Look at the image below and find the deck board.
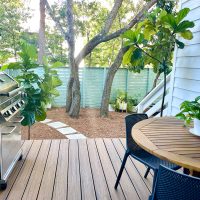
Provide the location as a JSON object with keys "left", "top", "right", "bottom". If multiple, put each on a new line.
{"left": 0, "top": 139, "right": 153, "bottom": 200}
{"left": 22, "top": 140, "right": 51, "bottom": 200}
{"left": 52, "top": 140, "right": 69, "bottom": 200}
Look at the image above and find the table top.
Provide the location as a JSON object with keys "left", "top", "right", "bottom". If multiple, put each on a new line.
{"left": 132, "top": 117, "right": 200, "bottom": 172}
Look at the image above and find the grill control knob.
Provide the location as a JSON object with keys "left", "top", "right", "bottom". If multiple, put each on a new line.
{"left": 11, "top": 107, "right": 16, "bottom": 112}
{"left": 3, "top": 110, "right": 12, "bottom": 117}
{"left": 3, "top": 111, "right": 10, "bottom": 117}
{"left": 16, "top": 102, "right": 21, "bottom": 108}
{"left": 20, "top": 100, "right": 25, "bottom": 105}
{"left": 8, "top": 110, "right": 12, "bottom": 115}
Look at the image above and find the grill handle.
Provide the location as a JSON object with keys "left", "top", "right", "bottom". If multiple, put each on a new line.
{"left": 1, "top": 125, "right": 17, "bottom": 135}
{"left": 0, "top": 86, "right": 23, "bottom": 97}
{"left": 10, "top": 116, "right": 24, "bottom": 123}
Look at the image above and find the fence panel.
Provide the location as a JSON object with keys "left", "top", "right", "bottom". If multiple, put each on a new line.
{"left": 6, "top": 67, "right": 158, "bottom": 108}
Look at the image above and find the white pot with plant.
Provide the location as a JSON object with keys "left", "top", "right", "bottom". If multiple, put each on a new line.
{"left": 176, "top": 96, "right": 200, "bottom": 136}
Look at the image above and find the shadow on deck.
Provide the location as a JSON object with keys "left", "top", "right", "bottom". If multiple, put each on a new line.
{"left": 0, "top": 138, "right": 153, "bottom": 200}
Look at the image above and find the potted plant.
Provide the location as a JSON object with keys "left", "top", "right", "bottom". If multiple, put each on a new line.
{"left": 109, "top": 90, "right": 138, "bottom": 113}
{"left": 176, "top": 96, "right": 200, "bottom": 136}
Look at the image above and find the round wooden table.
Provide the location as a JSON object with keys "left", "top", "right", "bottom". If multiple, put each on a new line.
{"left": 132, "top": 117, "right": 200, "bottom": 173}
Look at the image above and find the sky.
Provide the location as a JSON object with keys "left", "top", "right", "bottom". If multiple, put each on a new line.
{"left": 24, "top": 0, "right": 111, "bottom": 32}
{"left": 24, "top": 0, "right": 54, "bottom": 32}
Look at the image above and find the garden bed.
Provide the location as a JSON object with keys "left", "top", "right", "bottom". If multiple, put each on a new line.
{"left": 22, "top": 108, "right": 127, "bottom": 139}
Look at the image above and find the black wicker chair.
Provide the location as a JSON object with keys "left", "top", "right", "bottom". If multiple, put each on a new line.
{"left": 114, "top": 113, "right": 181, "bottom": 190}
{"left": 149, "top": 165, "right": 200, "bottom": 200}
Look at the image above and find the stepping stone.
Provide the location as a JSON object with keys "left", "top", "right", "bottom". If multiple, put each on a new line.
{"left": 66, "top": 134, "right": 86, "bottom": 139}
{"left": 40, "top": 119, "right": 52, "bottom": 124}
{"left": 48, "top": 122, "right": 68, "bottom": 129}
{"left": 57, "top": 127, "right": 77, "bottom": 135}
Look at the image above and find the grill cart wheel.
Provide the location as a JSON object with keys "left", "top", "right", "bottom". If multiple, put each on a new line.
{"left": 0, "top": 180, "right": 7, "bottom": 190}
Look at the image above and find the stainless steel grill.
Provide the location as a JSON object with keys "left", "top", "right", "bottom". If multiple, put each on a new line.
{"left": 0, "top": 72, "right": 24, "bottom": 190}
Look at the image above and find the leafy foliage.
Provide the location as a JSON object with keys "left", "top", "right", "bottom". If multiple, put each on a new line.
{"left": 176, "top": 96, "right": 200, "bottom": 125}
{"left": 49, "top": 0, "right": 144, "bottom": 67}
{"left": 110, "top": 90, "right": 138, "bottom": 113}
{"left": 122, "top": 6, "right": 194, "bottom": 75}
{"left": 0, "top": 0, "right": 30, "bottom": 64}
{"left": 2, "top": 42, "right": 62, "bottom": 127}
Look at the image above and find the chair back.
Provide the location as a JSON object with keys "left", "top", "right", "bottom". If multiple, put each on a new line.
{"left": 125, "top": 113, "right": 148, "bottom": 151}
{"left": 152, "top": 165, "right": 200, "bottom": 200}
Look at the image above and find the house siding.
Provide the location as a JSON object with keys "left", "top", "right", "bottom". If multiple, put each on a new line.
{"left": 168, "top": 0, "right": 200, "bottom": 116}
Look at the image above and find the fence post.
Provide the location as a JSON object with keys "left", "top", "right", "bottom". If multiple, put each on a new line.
{"left": 82, "top": 67, "right": 86, "bottom": 108}
{"left": 103, "top": 67, "right": 107, "bottom": 87}
{"left": 146, "top": 68, "right": 150, "bottom": 94}
{"left": 125, "top": 69, "right": 129, "bottom": 95}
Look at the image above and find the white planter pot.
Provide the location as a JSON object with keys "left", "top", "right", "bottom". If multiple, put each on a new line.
{"left": 194, "top": 118, "right": 200, "bottom": 136}
{"left": 119, "top": 102, "right": 127, "bottom": 111}
{"left": 46, "top": 103, "right": 52, "bottom": 109}
{"left": 108, "top": 104, "right": 114, "bottom": 112}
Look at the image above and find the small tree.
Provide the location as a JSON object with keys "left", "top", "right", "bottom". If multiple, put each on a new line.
{"left": 122, "top": 7, "right": 194, "bottom": 116}
{"left": 2, "top": 42, "right": 62, "bottom": 139}
{"left": 46, "top": 0, "right": 157, "bottom": 118}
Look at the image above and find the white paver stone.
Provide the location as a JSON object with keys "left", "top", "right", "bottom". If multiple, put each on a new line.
{"left": 66, "top": 134, "right": 86, "bottom": 139}
{"left": 57, "top": 127, "right": 77, "bottom": 135}
{"left": 40, "top": 119, "right": 52, "bottom": 124}
{"left": 48, "top": 122, "right": 68, "bottom": 129}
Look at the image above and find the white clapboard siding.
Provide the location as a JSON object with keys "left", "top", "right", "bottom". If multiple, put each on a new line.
{"left": 168, "top": 0, "right": 200, "bottom": 116}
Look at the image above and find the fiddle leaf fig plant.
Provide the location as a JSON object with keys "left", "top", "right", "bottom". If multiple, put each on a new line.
{"left": 176, "top": 96, "right": 200, "bottom": 125}
{"left": 1, "top": 41, "right": 62, "bottom": 139}
{"left": 122, "top": 5, "right": 194, "bottom": 116}
{"left": 40, "top": 59, "right": 62, "bottom": 106}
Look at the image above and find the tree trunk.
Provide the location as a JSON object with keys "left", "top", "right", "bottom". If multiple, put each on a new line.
{"left": 38, "top": 0, "right": 46, "bottom": 64}
{"left": 65, "top": 0, "right": 81, "bottom": 118}
{"left": 28, "top": 126, "right": 31, "bottom": 140}
{"left": 100, "top": 47, "right": 128, "bottom": 117}
{"left": 152, "top": 71, "right": 161, "bottom": 90}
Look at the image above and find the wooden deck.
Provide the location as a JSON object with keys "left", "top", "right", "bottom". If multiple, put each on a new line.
{"left": 0, "top": 139, "right": 153, "bottom": 200}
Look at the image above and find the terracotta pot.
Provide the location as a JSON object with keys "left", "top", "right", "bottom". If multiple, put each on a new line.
{"left": 194, "top": 118, "right": 200, "bottom": 135}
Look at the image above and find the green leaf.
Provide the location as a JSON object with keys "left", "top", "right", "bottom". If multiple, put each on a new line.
{"left": 2, "top": 62, "right": 22, "bottom": 70}
{"left": 195, "top": 96, "right": 200, "bottom": 102}
{"left": 52, "top": 76, "right": 62, "bottom": 87}
{"left": 21, "top": 111, "right": 35, "bottom": 126}
{"left": 176, "top": 8, "right": 190, "bottom": 24}
{"left": 131, "top": 48, "right": 142, "bottom": 60}
{"left": 143, "top": 25, "right": 156, "bottom": 40}
{"left": 175, "top": 21, "right": 195, "bottom": 33}
{"left": 180, "top": 30, "right": 193, "bottom": 40}
{"left": 122, "top": 46, "right": 135, "bottom": 65}
{"left": 121, "top": 30, "right": 136, "bottom": 41}
{"left": 123, "top": 41, "right": 135, "bottom": 47}
{"left": 175, "top": 39, "right": 185, "bottom": 49}
{"left": 176, "top": 112, "right": 186, "bottom": 120}
{"left": 161, "top": 14, "right": 177, "bottom": 29}
{"left": 49, "top": 88, "right": 60, "bottom": 96}
{"left": 51, "top": 61, "right": 64, "bottom": 68}
{"left": 35, "top": 107, "right": 46, "bottom": 121}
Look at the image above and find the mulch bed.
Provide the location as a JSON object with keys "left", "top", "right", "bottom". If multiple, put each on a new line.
{"left": 22, "top": 108, "right": 127, "bottom": 139}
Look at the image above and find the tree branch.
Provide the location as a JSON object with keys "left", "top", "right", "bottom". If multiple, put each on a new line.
{"left": 100, "top": 0, "right": 123, "bottom": 35}
{"left": 66, "top": 0, "right": 76, "bottom": 70}
{"left": 75, "top": 0, "right": 157, "bottom": 65}
{"left": 101, "top": 0, "right": 157, "bottom": 42}
{"left": 46, "top": 0, "right": 69, "bottom": 42}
